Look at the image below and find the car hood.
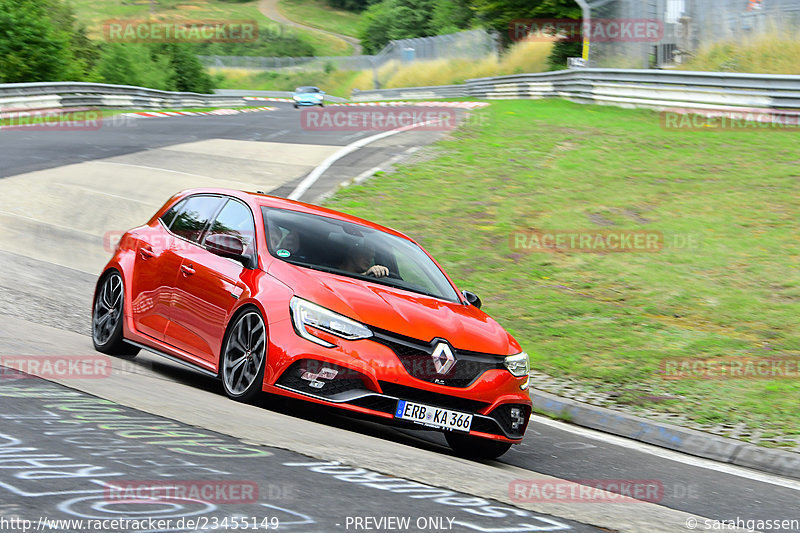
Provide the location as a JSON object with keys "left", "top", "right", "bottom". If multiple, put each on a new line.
{"left": 268, "top": 260, "right": 519, "bottom": 355}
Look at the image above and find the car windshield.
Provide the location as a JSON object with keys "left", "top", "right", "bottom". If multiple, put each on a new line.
{"left": 296, "top": 87, "right": 319, "bottom": 93}
{"left": 262, "top": 207, "right": 460, "bottom": 302}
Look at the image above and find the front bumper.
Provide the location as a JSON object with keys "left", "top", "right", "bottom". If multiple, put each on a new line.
{"left": 264, "top": 320, "right": 532, "bottom": 442}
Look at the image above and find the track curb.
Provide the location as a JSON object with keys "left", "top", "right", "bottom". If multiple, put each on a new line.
{"left": 529, "top": 388, "right": 800, "bottom": 480}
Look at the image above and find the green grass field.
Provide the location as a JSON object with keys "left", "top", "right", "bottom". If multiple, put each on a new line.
{"left": 278, "top": 0, "right": 362, "bottom": 38}
{"left": 325, "top": 99, "right": 800, "bottom": 442}
{"left": 69, "top": 0, "right": 352, "bottom": 56}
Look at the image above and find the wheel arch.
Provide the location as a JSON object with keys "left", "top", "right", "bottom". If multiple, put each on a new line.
{"left": 218, "top": 301, "right": 268, "bottom": 377}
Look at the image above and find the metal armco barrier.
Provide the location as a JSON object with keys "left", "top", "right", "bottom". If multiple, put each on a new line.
{"left": 350, "top": 68, "right": 800, "bottom": 113}
{"left": 0, "top": 81, "right": 248, "bottom": 112}
{"left": 351, "top": 84, "right": 468, "bottom": 101}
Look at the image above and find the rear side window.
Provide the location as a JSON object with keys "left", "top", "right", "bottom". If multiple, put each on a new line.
{"left": 159, "top": 199, "right": 186, "bottom": 229}
{"left": 170, "top": 195, "right": 224, "bottom": 243}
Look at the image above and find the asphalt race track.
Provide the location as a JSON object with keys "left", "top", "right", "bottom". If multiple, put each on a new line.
{"left": 1, "top": 103, "right": 798, "bottom": 533}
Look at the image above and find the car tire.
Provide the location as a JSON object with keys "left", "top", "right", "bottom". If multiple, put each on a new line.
{"left": 220, "top": 308, "right": 267, "bottom": 403}
{"left": 91, "top": 271, "right": 140, "bottom": 358}
{"left": 319, "top": 102, "right": 324, "bottom": 107}
{"left": 445, "top": 432, "right": 513, "bottom": 460}
{"left": 293, "top": 103, "right": 298, "bottom": 109}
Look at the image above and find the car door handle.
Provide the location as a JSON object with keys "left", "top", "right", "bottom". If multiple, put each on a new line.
{"left": 181, "top": 264, "right": 195, "bottom": 276}
{"left": 139, "top": 247, "right": 156, "bottom": 259}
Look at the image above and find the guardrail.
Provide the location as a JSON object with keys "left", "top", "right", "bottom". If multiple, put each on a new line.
{"left": 350, "top": 69, "right": 800, "bottom": 114}
{"left": 351, "top": 84, "right": 468, "bottom": 101}
{"left": 216, "top": 89, "right": 349, "bottom": 104}
{"left": 0, "top": 82, "right": 249, "bottom": 112}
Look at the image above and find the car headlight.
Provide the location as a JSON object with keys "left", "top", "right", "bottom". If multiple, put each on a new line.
{"left": 292, "top": 95, "right": 300, "bottom": 100}
{"left": 504, "top": 352, "right": 530, "bottom": 377}
{"left": 290, "top": 297, "right": 372, "bottom": 348}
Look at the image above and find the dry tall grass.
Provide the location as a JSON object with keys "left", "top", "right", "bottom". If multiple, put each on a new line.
{"left": 379, "top": 39, "right": 554, "bottom": 89}
{"left": 682, "top": 29, "right": 800, "bottom": 74}
{"left": 213, "top": 39, "right": 554, "bottom": 95}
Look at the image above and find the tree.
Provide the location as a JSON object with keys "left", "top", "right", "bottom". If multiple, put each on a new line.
{"left": 0, "top": 0, "right": 92, "bottom": 82}
{"left": 94, "top": 44, "right": 176, "bottom": 90}
{"left": 359, "top": 0, "right": 474, "bottom": 54}
{"left": 326, "top": 0, "right": 374, "bottom": 11}
{"left": 163, "top": 43, "right": 215, "bottom": 94}
{"left": 469, "top": 0, "right": 580, "bottom": 47}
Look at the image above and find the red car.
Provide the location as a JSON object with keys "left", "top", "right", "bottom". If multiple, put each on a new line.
{"left": 92, "top": 188, "right": 531, "bottom": 458}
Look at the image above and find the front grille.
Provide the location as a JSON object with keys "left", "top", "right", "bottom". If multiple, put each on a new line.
{"left": 370, "top": 329, "right": 504, "bottom": 388}
{"left": 277, "top": 360, "right": 367, "bottom": 398}
{"left": 378, "top": 382, "right": 489, "bottom": 413}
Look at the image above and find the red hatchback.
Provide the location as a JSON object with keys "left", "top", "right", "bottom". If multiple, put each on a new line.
{"left": 92, "top": 189, "right": 531, "bottom": 458}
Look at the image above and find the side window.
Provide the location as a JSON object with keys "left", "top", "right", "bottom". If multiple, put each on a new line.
{"left": 170, "top": 195, "right": 224, "bottom": 243}
{"left": 206, "top": 199, "right": 256, "bottom": 257}
{"left": 159, "top": 199, "right": 186, "bottom": 230}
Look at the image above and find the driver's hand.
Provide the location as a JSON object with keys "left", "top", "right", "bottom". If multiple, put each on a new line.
{"left": 363, "top": 265, "right": 389, "bottom": 278}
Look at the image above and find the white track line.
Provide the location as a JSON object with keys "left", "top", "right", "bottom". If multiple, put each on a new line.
{"left": 287, "top": 119, "right": 438, "bottom": 201}
{"left": 531, "top": 415, "right": 800, "bottom": 491}
{"left": 93, "top": 161, "right": 219, "bottom": 181}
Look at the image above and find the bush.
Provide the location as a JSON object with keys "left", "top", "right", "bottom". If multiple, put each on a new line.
{"left": 546, "top": 39, "right": 582, "bottom": 71}
{"left": 94, "top": 43, "right": 215, "bottom": 93}
{"left": 359, "top": 0, "right": 473, "bottom": 54}
{"left": 0, "top": 0, "right": 97, "bottom": 82}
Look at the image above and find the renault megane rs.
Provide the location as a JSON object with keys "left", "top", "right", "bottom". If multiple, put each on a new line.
{"left": 92, "top": 188, "right": 531, "bottom": 458}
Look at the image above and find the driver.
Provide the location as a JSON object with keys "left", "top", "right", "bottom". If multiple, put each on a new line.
{"left": 268, "top": 223, "right": 301, "bottom": 255}
{"left": 339, "top": 242, "right": 389, "bottom": 278}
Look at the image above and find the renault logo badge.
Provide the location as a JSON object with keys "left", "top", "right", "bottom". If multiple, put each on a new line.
{"left": 431, "top": 342, "right": 455, "bottom": 374}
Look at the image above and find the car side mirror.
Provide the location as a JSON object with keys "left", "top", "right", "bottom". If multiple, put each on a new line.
{"left": 462, "top": 290, "right": 482, "bottom": 309}
{"left": 206, "top": 234, "right": 251, "bottom": 267}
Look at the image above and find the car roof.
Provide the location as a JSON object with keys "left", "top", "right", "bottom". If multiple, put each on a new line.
{"left": 170, "top": 188, "right": 414, "bottom": 242}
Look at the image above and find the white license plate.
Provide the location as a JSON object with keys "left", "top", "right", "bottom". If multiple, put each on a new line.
{"left": 394, "top": 400, "right": 473, "bottom": 432}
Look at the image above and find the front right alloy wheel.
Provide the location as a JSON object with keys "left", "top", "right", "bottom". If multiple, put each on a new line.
{"left": 221, "top": 309, "right": 267, "bottom": 402}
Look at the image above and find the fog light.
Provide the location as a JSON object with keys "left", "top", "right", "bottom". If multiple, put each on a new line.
{"left": 509, "top": 406, "right": 526, "bottom": 431}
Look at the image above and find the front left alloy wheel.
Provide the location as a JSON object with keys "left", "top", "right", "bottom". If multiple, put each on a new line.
{"left": 221, "top": 309, "right": 267, "bottom": 402}
{"left": 92, "top": 271, "right": 139, "bottom": 357}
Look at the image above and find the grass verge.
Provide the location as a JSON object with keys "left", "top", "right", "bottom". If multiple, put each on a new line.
{"left": 69, "top": 0, "right": 352, "bottom": 56}
{"left": 682, "top": 29, "right": 800, "bottom": 74}
{"left": 324, "top": 99, "right": 800, "bottom": 442}
{"left": 278, "top": 0, "right": 362, "bottom": 38}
